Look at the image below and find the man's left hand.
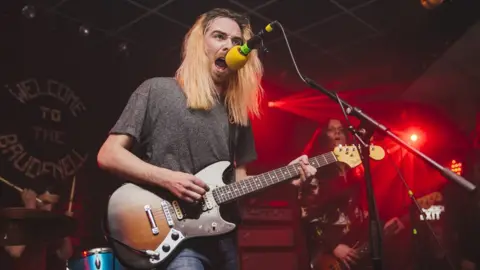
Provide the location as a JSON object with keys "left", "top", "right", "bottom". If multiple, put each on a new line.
{"left": 290, "top": 155, "right": 317, "bottom": 186}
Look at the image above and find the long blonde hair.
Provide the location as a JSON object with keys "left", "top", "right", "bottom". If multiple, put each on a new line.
{"left": 175, "top": 8, "right": 264, "bottom": 126}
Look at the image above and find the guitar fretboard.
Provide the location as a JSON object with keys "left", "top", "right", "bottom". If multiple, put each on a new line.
{"left": 212, "top": 151, "right": 338, "bottom": 204}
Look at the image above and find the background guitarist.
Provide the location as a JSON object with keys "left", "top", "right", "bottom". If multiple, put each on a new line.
{"left": 293, "top": 119, "right": 405, "bottom": 270}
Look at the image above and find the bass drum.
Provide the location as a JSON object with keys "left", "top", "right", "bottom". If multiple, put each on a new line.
{"left": 67, "top": 247, "right": 125, "bottom": 270}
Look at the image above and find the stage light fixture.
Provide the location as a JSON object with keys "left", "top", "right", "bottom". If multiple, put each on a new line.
{"left": 450, "top": 159, "right": 463, "bottom": 175}
{"left": 79, "top": 25, "right": 90, "bottom": 37}
{"left": 21, "top": 5, "right": 36, "bottom": 19}
{"left": 118, "top": 42, "right": 128, "bottom": 52}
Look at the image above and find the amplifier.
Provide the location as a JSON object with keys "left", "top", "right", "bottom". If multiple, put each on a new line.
{"left": 241, "top": 207, "right": 294, "bottom": 222}
{"left": 238, "top": 226, "right": 294, "bottom": 247}
{"left": 241, "top": 251, "right": 298, "bottom": 270}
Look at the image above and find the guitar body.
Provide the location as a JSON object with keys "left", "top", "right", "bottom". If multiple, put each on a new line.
{"left": 314, "top": 253, "right": 345, "bottom": 270}
{"left": 106, "top": 161, "right": 236, "bottom": 270}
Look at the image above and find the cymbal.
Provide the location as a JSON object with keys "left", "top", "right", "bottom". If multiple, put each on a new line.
{"left": 0, "top": 207, "right": 77, "bottom": 246}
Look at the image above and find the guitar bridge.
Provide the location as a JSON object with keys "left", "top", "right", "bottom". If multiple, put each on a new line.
{"left": 144, "top": 205, "right": 159, "bottom": 235}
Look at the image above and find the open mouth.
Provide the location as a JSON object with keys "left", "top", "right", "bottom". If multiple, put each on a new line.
{"left": 215, "top": 57, "right": 227, "bottom": 70}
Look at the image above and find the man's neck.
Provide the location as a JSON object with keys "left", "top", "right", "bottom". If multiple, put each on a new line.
{"left": 215, "top": 83, "right": 226, "bottom": 95}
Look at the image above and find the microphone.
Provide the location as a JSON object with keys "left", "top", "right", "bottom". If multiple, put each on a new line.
{"left": 225, "top": 21, "right": 277, "bottom": 70}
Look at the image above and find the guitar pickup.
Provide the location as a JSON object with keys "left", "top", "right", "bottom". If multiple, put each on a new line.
{"left": 161, "top": 201, "right": 174, "bottom": 227}
{"left": 172, "top": 200, "right": 184, "bottom": 220}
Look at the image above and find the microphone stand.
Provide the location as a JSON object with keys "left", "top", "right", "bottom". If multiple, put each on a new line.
{"left": 300, "top": 76, "right": 477, "bottom": 270}
{"left": 268, "top": 20, "right": 476, "bottom": 270}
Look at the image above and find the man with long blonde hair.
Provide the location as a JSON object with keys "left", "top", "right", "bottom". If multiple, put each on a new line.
{"left": 98, "top": 8, "right": 316, "bottom": 270}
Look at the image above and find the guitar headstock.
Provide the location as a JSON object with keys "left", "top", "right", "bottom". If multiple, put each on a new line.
{"left": 333, "top": 144, "right": 386, "bottom": 168}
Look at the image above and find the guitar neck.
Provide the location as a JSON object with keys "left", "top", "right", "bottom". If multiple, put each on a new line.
{"left": 212, "top": 152, "right": 338, "bottom": 204}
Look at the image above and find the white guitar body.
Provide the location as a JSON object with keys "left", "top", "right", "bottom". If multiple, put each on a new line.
{"left": 106, "top": 161, "right": 236, "bottom": 269}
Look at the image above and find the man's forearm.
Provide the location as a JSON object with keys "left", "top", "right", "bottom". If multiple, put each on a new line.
{"left": 98, "top": 144, "right": 173, "bottom": 186}
{"left": 235, "top": 166, "right": 251, "bottom": 182}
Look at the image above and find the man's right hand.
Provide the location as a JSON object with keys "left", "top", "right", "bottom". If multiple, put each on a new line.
{"left": 160, "top": 171, "right": 209, "bottom": 203}
{"left": 21, "top": 189, "right": 37, "bottom": 209}
{"left": 333, "top": 244, "right": 359, "bottom": 269}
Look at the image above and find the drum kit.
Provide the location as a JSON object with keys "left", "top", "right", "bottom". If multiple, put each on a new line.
{"left": 0, "top": 176, "right": 125, "bottom": 270}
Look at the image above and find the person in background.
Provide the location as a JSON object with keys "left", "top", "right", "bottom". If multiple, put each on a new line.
{"left": 293, "top": 118, "right": 405, "bottom": 270}
{"left": 2, "top": 175, "right": 73, "bottom": 270}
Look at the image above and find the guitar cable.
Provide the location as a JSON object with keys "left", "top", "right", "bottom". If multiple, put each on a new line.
{"left": 386, "top": 149, "right": 456, "bottom": 270}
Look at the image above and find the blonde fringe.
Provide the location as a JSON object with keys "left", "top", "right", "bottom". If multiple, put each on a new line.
{"left": 175, "top": 14, "right": 264, "bottom": 126}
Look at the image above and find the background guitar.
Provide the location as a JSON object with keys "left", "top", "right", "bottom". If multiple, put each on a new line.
{"left": 314, "top": 192, "right": 438, "bottom": 270}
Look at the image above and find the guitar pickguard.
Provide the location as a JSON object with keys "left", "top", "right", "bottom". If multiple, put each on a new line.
{"left": 149, "top": 228, "right": 185, "bottom": 264}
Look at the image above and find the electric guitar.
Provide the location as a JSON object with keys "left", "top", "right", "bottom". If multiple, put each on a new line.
{"left": 105, "top": 144, "right": 385, "bottom": 269}
{"left": 314, "top": 220, "right": 401, "bottom": 270}
{"left": 314, "top": 192, "right": 438, "bottom": 270}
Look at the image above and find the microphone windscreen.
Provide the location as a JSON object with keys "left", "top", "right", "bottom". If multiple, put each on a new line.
{"left": 225, "top": 45, "right": 248, "bottom": 71}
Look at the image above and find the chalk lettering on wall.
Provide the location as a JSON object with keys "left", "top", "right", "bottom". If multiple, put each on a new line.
{"left": 1, "top": 78, "right": 89, "bottom": 181}
{"left": 6, "top": 78, "right": 87, "bottom": 117}
{"left": 40, "top": 106, "right": 62, "bottom": 122}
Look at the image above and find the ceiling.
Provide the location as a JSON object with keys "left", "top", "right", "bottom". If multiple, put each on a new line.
{"left": 1, "top": 0, "right": 479, "bottom": 95}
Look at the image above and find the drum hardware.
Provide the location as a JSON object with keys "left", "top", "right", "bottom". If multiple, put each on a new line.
{"left": 67, "top": 247, "right": 125, "bottom": 270}
{"left": 0, "top": 207, "right": 76, "bottom": 246}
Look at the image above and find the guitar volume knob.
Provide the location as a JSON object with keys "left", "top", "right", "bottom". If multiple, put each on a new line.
{"left": 171, "top": 231, "right": 179, "bottom": 241}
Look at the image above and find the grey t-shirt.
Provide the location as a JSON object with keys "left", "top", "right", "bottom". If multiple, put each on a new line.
{"left": 110, "top": 77, "right": 257, "bottom": 183}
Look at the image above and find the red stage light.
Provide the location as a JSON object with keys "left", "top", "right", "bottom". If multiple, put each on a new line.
{"left": 410, "top": 134, "right": 418, "bottom": 142}
{"left": 267, "top": 101, "right": 275, "bottom": 108}
{"left": 450, "top": 160, "right": 463, "bottom": 175}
